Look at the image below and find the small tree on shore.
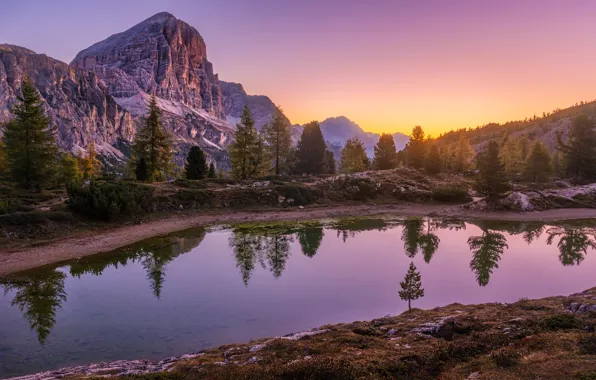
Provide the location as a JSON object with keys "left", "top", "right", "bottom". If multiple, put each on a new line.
{"left": 340, "top": 138, "right": 369, "bottom": 173}
{"left": 131, "top": 95, "right": 174, "bottom": 182}
{"left": 184, "top": 146, "right": 208, "bottom": 180}
{"left": 399, "top": 262, "right": 425, "bottom": 312}
{"left": 425, "top": 144, "right": 442, "bottom": 175}
{"left": 475, "top": 141, "right": 510, "bottom": 202}
{"left": 208, "top": 162, "right": 216, "bottom": 178}
{"left": 81, "top": 141, "right": 102, "bottom": 179}
{"left": 407, "top": 126, "right": 427, "bottom": 170}
{"left": 373, "top": 133, "right": 397, "bottom": 170}
{"left": 262, "top": 108, "right": 292, "bottom": 175}
{"left": 229, "top": 105, "right": 267, "bottom": 179}
{"left": 523, "top": 141, "right": 552, "bottom": 182}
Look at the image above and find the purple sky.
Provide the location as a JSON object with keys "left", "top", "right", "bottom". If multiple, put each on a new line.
{"left": 2, "top": 0, "right": 596, "bottom": 134}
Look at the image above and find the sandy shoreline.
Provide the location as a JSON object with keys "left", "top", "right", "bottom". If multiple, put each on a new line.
{"left": 1, "top": 203, "right": 596, "bottom": 276}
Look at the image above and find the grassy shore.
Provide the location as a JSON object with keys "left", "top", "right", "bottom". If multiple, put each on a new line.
{"left": 54, "top": 288, "right": 596, "bottom": 379}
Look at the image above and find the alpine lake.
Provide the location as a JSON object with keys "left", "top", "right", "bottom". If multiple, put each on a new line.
{"left": 1, "top": 217, "right": 596, "bottom": 377}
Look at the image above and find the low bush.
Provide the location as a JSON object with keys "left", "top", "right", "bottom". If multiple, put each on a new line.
{"left": 489, "top": 347, "right": 521, "bottom": 367}
{"left": 0, "top": 198, "right": 29, "bottom": 215}
{"left": 542, "top": 314, "right": 583, "bottom": 331}
{"left": 66, "top": 181, "right": 154, "bottom": 221}
{"left": 431, "top": 186, "right": 471, "bottom": 203}
{"left": 276, "top": 184, "right": 317, "bottom": 206}
{"left": 579, "top": 334, "right": 596, "bottom": 354}
{"left": 0, "top": 210, "right": 75, "bottom": 226}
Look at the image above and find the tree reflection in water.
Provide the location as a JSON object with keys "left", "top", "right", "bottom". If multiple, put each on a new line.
{"left": 1, "top": 270, "right": 67, "bottom": 344}
{"left": 467, "top": 229, "right": 508, "bottom": 286}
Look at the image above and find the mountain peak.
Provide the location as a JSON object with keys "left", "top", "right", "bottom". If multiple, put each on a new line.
{"left": 144, "top": 11, "right": 177, "bottom": 23}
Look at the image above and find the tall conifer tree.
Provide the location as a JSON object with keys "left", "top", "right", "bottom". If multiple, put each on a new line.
{"left": 229, "top": 105, "right": 266, "bottom": 179}
{"left": 262, "top": 109, "right": 292, "bottom": 175}
{"left": 407, "top": 126, "right": 427, "bottom": 170}
{"left": 373, "top": 133, "right": 397, "bottom": 170}
{"left": 184, "top": 146, "right": 208, "bottom": 180}
{"left": 131, "top": 95, "right": 174, "bottom": 182}
{"left": 2, "top": 77, "right": 58, "bottom": 188}
{"left": 295, "top": 121, "right": 328, "bottom": 174}
{"left": 475, "top": 141, "right": 510, "bottom": 201}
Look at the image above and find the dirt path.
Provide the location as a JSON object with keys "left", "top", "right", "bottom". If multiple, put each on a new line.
{"left": 1, "top": 203, "right": 596, "bottom": 276}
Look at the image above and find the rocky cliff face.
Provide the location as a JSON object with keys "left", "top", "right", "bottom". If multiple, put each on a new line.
{"left": 220, "top": 81, "right": 288, "bottom": 129}
{"left": 71, "top": 12, "right": 234, "bottom": 165}
{"left": 0, "top": 44, "right": 133, "bottom": 161}
{"left": 72, "top": 12, "right": 223, "bottom": 118}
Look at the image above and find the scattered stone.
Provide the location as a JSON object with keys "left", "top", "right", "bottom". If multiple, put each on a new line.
{"left": 386, "top": 328, "right": 397, "bottom": 336}
{"left": 303, "top": 356, "right": 312, "bottom": 360}
{"left": 249, "top": 343, "right": 267, "bottom": 352}
{"left": 467, "top": 372, "right": 481, "bottom": 379}
{"left": 281, "top": 329, "right": 329, "bottom": 341}
{"left": 247, "top": 356, "right": 261, "bottom": 364}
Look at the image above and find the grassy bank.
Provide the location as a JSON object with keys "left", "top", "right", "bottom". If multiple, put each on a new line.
{"left": 55, "top": 288, "right": 596, "bottom": 379}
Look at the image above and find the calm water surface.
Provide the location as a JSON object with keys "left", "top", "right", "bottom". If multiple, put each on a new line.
{"left": 1, "top": 218, "right": 596, "bottom": 377}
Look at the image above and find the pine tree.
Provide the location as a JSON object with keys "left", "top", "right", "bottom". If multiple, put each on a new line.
{"left": 501, "top": 136, "right": 530, "bottom": 178}
{"left": 523, "top": 141, "right": 552, "bottom": 182}
{"left": 2, "top": 77, "right": 58, "bottom": 189}
{"left": 262, "top": 109, "right": 292, "bottom": 175}
{"left": 324, "top": 150, "right": 337, "bottom": 175}
{"left": 475, "top": 141, "right": 510, "bottom": 202}
{"left": 216, "top": 167, "right": 225, "bottom": 179}
{"left": 398, "top": 262, "right": 425, "bottom": 312}
{"left": 184, "top": 146, "right": 208, "bottom": 180}
{"left": 452, "top": 135, "right": 474, "bottom": 173}
{"left": 131, "top": 95, "right": 174, "bottom": 182}
{"left": 208, "top": 162, "right": 216, "bottom": 178}
{"left": 557, "top": 114, "right": 596, "bottom": 180}
{"left": 407, "top": 126, "right": 427, "bottom": 170}
{"left": 58, "top": 153, "right": 82, "bottom": 184}
{"left": 229, "top": 105, "right": 267, "bottom": 179}
{"left": 425, "top": 144, "right": 442, "bottom": 175}
{"left": 552, "top": 150, "right": 566, "bottom": 178}
{"left": 295, "top": 121, "right": 328, "bottom": 174}
{"left": 373, "top": 133, "right": 397, "bottom": 170}
{"left": 81, "top": 141, "right": 102, "bottom": 179}
{"left": 135, "top": 157, "right": 150, "bottom": 182}
{"left": 340, "top": 138, "right": 369, "bottom": 173}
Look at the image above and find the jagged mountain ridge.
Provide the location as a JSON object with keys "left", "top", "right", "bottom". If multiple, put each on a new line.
{"left": 0, "top": 44, "right": 133, "bottom": 162}
{"left": 0, "top": 12, "right": 411, "bottom": 169}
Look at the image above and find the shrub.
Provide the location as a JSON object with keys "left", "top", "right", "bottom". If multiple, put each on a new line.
{"left": 0, "top": 210, "right": 75, "bottom": 226}
{"left": 431, "top": 186, "right": 471, "bottom": 203}
{"left": 542, "top": 314, "right": 583, "bottom": 331}
{"left": 0, "top": 198, "right": 28, "bottom": 215}
{"left": 66, "top": 181, "right": 154, "bottom": 221}
{"left": 580, "top": 334, "right": 596, "bottom": 354}
{"left": 276, "top": 184, "right": 317, "bottom": 206}
{"left": 489, "top": 347, "right": 521, "bottom": 367}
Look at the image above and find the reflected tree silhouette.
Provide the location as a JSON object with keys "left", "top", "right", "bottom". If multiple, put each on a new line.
{"left": 468, "top": 230, "right": 508, "bottom": 286}
{"left": 401, "top": 218, "right": 425, "bottom": 258}
{"left": 546, "top": 227, "right": 596, "bottom": 266}
{"left": 229, "top": 229, "right": 294, "bottom": 284}
{"left": 69, "top": 228, "right": 206, "bottom": 298}
{"left": 297, "top": 226, "right": 324, "bottom": 258}
{"left": 264, "top": 235, "right": 293, "bottom": 278}
{"left": 1, "top": 271, "right": 67, "bottom": 344}
{"left": 522, "top": 225, "right": 545, "bottom": 244}
{"left": 334, "top": 219, "right": 388, "bottom": 242}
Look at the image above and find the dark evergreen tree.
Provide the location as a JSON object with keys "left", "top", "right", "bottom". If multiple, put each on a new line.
{"left": 373, "top": 133, "right": 397, "bottom": 170}
{"left": 135, "top": 157, "right": 150, "bottom": 182}
{"left": 295, "top": 121, "right": 328, "bottom": 174}
{"left": 184, "top": 146, "right": 208, "bottom": 180}
{"left": 229, "top": 105, "right": 267, "bottom": 179}
{"left": 399, "top": 262, "right": 425, "bottom": 312}
{"left": 406, "top": 126, "right": 427, "bottom": 170}
{"left": 131, "top": 95, "right": 174, "bottom": 182}
{"left": 467, "top": 230, "right": 508, "bottom": 286}
{"left": 475, "top": 141, "right": 510, "bottom": 201}
{"left": 2, "top": 77, "right": 58, "bottom": 188}
{"left": 262, "top": 109, "right": 292, "bottom": 175}
{"left": 340, "top": 138, "right": 369, "bottom": 173}
{"left": 425, "top": 144, "right": 442, "bottom": 175}
{"left": 557, "top": 114, "right": 596, "bottom": 180}
{"left": 208, "top": 162, "right": 216, "bottom": 178}
{"left": 523, "top": 141, "right": 552, "bottom": 182}
{"left": 324, "top": 150, "right": 336, "bottom": 174}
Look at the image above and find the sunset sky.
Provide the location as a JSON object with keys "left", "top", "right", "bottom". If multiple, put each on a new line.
{"left": 2, "top": 0, "right": 596, "bottom": 135}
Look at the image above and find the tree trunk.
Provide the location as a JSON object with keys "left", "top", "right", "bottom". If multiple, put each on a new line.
{"left": 408, "top": 299, "right": 411, "bottom": 312}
